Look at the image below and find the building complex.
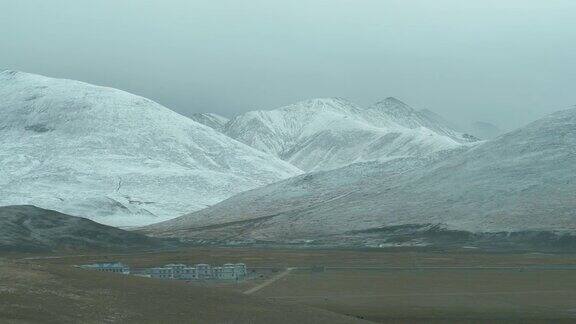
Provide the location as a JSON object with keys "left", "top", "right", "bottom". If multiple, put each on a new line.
{"left": 79, "top": 262, "right": 130, "bottom": 274}
{"left": 147, "top": 263, "right": 248, "bottom": 281}
{"left": 79, "top": 261, "right": 249, "bottom": 282}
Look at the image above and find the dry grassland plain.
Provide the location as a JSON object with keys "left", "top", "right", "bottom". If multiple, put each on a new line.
{"left": 5, "top": 248, "right": 576, "bottom": 323}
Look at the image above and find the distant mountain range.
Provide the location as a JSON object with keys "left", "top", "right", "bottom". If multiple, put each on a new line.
{"left": 0, "top": 71, "right": 476, "bottom": 227}
{"left": 0, "top": 71, "right": 301, "bottom": 227}
{"left": 197, "top": 97, "right": 478, "bottom": 171}
{"left": 146, "top": 107, "right": 576, "bottom": 250}
{"left": 3, "top": 70, "right": 573, "bottom": 251}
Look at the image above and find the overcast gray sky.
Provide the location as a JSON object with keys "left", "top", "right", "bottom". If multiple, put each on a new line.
{"left": 1, "top": 0, "right": 575, "bottom": 130}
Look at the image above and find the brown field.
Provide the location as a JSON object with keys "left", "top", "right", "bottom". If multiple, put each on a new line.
{"left": 0, "top": 257, "right": 361, "bottom": 324}
{"left": 4, "top": 248, "right": 576, "bottom": 323}
{"left": 257, "top": 268, "right": 576, "bottom": 323}
{"left": 28, "top": 247, "right": 576, "bottom": 268}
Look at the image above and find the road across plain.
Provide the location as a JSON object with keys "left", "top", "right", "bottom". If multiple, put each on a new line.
{"left": 243, "top": 267, "right": 296, "bottom": 295}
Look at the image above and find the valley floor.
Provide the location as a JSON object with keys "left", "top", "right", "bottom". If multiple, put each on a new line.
{"left": 0, "top": 256, "right": 359, "bottom": 324}
{"left": 4, "top": 247, "right": 576, "bottom": 323}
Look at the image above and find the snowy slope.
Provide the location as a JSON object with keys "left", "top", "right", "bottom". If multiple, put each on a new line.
{"left": 147, "top": 107, "right": 576, "bottom": 245}
{"left": 190, "top": 113, "right": 229, "bottom": 131}
{"left": 0, "top": 71, "right": 301, "bottom": 227}
{"left": 222, "top": 98, "right": 472, "bottom": 171}
{"left": 368, "top": 98, "right": 479, "bottom": 143}
{"left": 419, "top": 109, "right": 464, "bottom": 133}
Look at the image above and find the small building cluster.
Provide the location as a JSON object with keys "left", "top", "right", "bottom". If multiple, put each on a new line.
{"left": 147, "top": 263, "right": 247, "bottom": 281}
{"left": 79, "top": 262, "right": 130, "bottom": 274}
{"left": 78, "top": 261, "right": 249, "bottom": 282}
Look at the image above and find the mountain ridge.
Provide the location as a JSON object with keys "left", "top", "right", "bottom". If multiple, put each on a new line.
{"left": 219, "top": 97, "right": 475, "bottom": 171}
{"left": 145, "top": 107, "right": 576, "bottom": 249}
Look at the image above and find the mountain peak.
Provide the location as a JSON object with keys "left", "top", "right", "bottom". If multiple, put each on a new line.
{"left": 372, "top": 97, "right": 416, "bottom": 114}
{"left": 296, "top": 97, "right": 353, "bottom": 108}
{"left": 276, "top": 97, "right": 360, "bottom": 115}
{"left": 0, "top": 70, "right": 23, "bottom": 79}
{"left": 384, "top": 96, "right": 407, "bottom": 105}
{"left": 368, "top": 98, "right": 478, "bottom": 143}
{"left": 220, "top": 96, "right": 464, "bottom": 171}
{"left": 1, "top": 70, "right": 53, "bottom": 81}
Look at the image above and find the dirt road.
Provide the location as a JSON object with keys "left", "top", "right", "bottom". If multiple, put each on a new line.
{"left": 244, "top": 267, "right": 296, "bottom": 295}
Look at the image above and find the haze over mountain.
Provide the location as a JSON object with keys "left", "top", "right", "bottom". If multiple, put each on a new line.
{"left": 368, "top": 98, "right": 478, "bottom": 143}
{"left": 419, "top": 109, "right": 464, "bottom": 134}
{"left": 470, "top": 121, "right": 504, "bottom": 139}
{"left": 3, "top": 1, "right": 574, "bottom": 131}
{"left": 215, "top": 97, "right": 477, "bottom": 172}
{"left": 0, "top": 71, "right": 301, "bottom": 227}
{"left": 147, "top": 107, "right": 576, "bottom": 249}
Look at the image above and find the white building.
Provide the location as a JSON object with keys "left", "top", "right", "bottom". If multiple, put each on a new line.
{"left": 148, "top": 267, "right": 172, "bottom": 279}
{"left": 234, "top": 263, "right": 247, "bottom": 279}
{"left": 146, "top": 262, "right": 247, "bottom": 281}
{"left": 181, "top": 266, "right": 197, "bottom": 280}
{"left": 164, "top": 264, "right": 187, "bottom": 279}
{"left": 212, "top": 266, "right": 223, "bottom": 279}
{"left": 80, "top": 262, "right": 130, "bottom": 274}
{"left": 221, "top": 263, "right": 236, "bottom": 280}
{"left": 196, "top": 264, "right": 212, "bottom": 280}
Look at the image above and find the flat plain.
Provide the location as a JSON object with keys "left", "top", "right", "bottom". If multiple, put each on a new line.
{"left": 0, "top": 257, "right": 362, "bottom": 324}
{"left": 5, "top": 248, "right": 576, "bottom": 323}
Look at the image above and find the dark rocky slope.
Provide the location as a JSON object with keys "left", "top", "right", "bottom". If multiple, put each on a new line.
{"left": 0, "top": 205, "right": 170, "bottom": 252}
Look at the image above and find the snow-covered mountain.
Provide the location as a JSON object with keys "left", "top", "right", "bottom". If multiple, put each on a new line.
{"left": 221, "top": 97, "right": 476, "bottom": 172}
{"left": 190, "top": 113, "right": 229, "bottom": 131}
{"left": 146, "top": 107, "right": 576, "bottom": 249}
{"left": 368, "top": 98, "right": 479, "bottom": 143}
{"left": 0, "top": 71, "right": 301, "bottom": 227}
{"left": 419, "top": 109, "right": 464, "bottom": 134}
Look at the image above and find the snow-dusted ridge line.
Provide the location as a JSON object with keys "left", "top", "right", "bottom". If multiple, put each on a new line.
{"left": 0, "top": 70, "right": 302, "bottom": 227}
{"left": 220, "top": 96, "right": 476, "bottom": 172}
{"left": 146, "top": 106, "right": 576, "bottom": 246}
